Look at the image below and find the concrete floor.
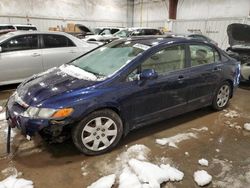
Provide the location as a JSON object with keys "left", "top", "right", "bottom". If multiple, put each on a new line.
{"left": 0, "top": 84, "right": 250, "bottom": 188}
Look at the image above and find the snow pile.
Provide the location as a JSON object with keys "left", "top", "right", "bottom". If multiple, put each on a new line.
{"left": 88, "top": 144, "right": 184, "bottom": 188}
{"left": 198, "top": 159, "right": 208, "bottom": 167}
{"left": 0, "top": 175, "right": 33, "bottom": 188}
{"left": 1, "top": 167, "right": 22, "bottom": 177}
{"left": 59, "top": 65, "right": 97, "bottom": 81}
{"left": 87, "top": 174, "right": 115, "bottom": 188}
{"left": 193, "top": 170, "right": 212, "bottom": 186}
{"left": 0, "top": 112, "right": 6, "bottom": 121}
{"left": 224, "top": 110, "right": 239, "bottom": 118}
{"left": 244, "top": 123, "right": 250, "bottom": 131}
{"left": 128, "top": 159, "right": 184, "bottom": 188}
{"left": 156, "top": 132, "right": 197, "bottom": 148}
{"left": 191, "top": 127, "right": 208, "bottom": 132}
{"left": 118, "top": 167, "right": 142, "bottom": 188}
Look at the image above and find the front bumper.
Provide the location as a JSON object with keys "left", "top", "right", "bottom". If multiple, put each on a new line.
{"left": 6, "top": 95, "right": 71, "bottom": 136}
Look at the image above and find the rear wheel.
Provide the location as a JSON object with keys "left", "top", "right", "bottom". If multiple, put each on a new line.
{"left": 72, "top": 109, "right": 123, "bottom": 155}
{"left": 212, "top": 82, "right": 231, "bottom": 110}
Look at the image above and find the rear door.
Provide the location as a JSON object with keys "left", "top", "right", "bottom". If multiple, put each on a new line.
{"left": 120, "top": 44, "right": 190, "bottom": 127}
{"left": 0, "top": 34, "right": 43, "bottom": 85}
{"left": 41, "top": 34, "right": 80, "bottom": 69}
{"left": 186, "top": 43, "right": 223, "bottom": 110}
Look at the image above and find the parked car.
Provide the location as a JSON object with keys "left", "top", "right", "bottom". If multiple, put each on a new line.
{"left": 0, "top": 31, "right": 100, "bottom": 86}
{"left": 226, "top": 23, "right": 250, "bottom": 82}
{"left": 6, "top": 36, "right": 240, "bottom": 155}
{"left": 114, "top": 27, "right": 163, "bottom": 38}
{"left": 13, "top": 24, "right": 37, "bottom": 31}
{"left": 0, "top": 24, "right": 16, "bottom": 36}
{"left": 169, "top": 33, "right": 218, "bottom": 46}
{"left": 83, "top": 27, "right": 123, "bottom": 41}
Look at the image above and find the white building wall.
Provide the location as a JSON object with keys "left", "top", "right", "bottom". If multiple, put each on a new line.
{"left": 133, "top": 0, "right": 169, "bottom": 27}
{"left": 177, "top": 0, "right": 250, "bottom": 19}
{"left": 0, "top": 0, "right": 128, "bottom": 31}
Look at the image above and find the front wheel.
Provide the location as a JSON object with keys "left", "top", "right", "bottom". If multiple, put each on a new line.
{"left": 212, "top": 82, "right": 231, "bottom": 110}
{"left": 72, "top": 109, "right": 123, "bottom": 155}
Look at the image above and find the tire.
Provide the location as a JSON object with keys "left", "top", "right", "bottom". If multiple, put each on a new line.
{"left": 72, "top": 109, "right": 123, "bottom": 155}
{"left": 212, "top": 81, "right": 232, "bottom": 111}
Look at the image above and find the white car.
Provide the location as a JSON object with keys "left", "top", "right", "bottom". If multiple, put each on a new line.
{"left": 226, "top": 23, "right": 250, "bottom": 81}
{"left": 0, "top": 31, "right": 100, "bottom": 86}
{"left": 84, "top": 27, "right": 123, "bottom": 42}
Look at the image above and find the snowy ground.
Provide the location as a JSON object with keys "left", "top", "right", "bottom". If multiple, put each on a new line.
{"left": 0, "top": 86, "right": 250, "bottom": 188}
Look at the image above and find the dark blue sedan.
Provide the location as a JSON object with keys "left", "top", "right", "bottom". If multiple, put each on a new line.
{"left": 6, "top": 36, "right": 240, "bottom": 155}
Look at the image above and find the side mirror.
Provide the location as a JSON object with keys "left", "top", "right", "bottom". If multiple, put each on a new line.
{"left": 0, "top": 46, "right": 2, "bottom": 53}
{"left": 140, "top": 69, "right": 158, "bottom": 80}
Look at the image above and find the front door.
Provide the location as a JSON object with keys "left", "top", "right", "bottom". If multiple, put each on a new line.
{"left": 0, "top": 34, "right": 43, "bottom": 85}
{"left": 120, "top": 44, "right": 190, "bottom": 128}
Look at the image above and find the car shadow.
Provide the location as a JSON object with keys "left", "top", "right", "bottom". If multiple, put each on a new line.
{"left": 39, "top": 106, "right": 214, "bottom": 158}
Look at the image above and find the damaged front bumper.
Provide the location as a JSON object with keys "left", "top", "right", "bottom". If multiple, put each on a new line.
{"left": 6, "top": 95, "right": 72, "bottom": 137}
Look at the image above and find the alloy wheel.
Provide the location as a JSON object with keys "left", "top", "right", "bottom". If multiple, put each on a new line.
{"left": 81, "top": 117, "right": 118, "bottom": 151}
{"left": 216, "top": 85, "right": 230, "bottom": 108}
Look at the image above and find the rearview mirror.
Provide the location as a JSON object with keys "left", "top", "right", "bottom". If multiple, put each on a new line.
{"left": 140, "top": 69, "right": 158, "bottom": 80}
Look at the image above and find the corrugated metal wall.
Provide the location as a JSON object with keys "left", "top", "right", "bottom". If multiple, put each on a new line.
{"left": 172, "top": 17, "right": 249, "bottom": 49}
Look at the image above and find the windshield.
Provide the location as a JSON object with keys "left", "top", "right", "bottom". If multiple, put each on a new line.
{"left": 114, "top": 29, "right": 130, "bottom": 37}
{"left": 71, "top": 40, "right": 150, "bottom": 77}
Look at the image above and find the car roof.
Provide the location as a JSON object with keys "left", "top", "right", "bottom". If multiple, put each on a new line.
{"left": 118, "top": 35, "right": 209, "bottom": 46}
{"left": 13, "top": 24, "right": 37, "bottom": 27}
{"left": 3, "top": 31, "right": 70, "bottom": 36}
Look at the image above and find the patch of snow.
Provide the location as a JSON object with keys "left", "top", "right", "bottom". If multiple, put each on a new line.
{"left": 1, "top": 167, "right": 22, "bottom": 177}
{"left": 193, "top": 170, "right": 212, "bottom": 186}
{"left": 224, "top": 110, "right": 239, "bottom": 118}
{"left": 128, "top": 159, "right": 183, "bottom": 188}
{"left": 81, "top": 161, "right": 89, "bottom": 176}
{"left": 35, "top": 67, "right": 57, "bottom": 77}
{"left": 0, "top": 175, "right": 33, "bottom": 188}
{"left": 87, "top": 174, "right": 115, "bottom": 188}
{"left": 235, "top": 125, "right": 242, "bottom": 130}
{"left": 191, "top": 127, "right": 208, "bottom": 132}
{"left": 0, "top": 106, "right": 3, "bottom": 112}
{"left": 0, "top": 112, "right": 6, "bottom": 121}
{"left": 59, "top": 64, "right": 97, "bottom": 81}
{"left": 160, "top": 164, "right": 184, "bottom": 181}
{"left": 198, "top": 159, "right": 208, "bottom": 167}
{"left": 216, "top": 149, "right": 220, "bottom": 153}
{"left": 244, "top": 123, "right": 250, "bottom": 131}
{"left": 118, "top": 167, "right": 142, "bottom": 188}
{"left": 156, "top": 133, "right": 197, "bottom": 148}
{"left": 185, "top": 152, "right": 189, "bottom": 156}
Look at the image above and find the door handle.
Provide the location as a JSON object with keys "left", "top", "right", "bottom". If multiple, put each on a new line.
{"left": 178, "top": 75, "right": 184, "bottom": 80}
{"left": 212, "top": 66, "right": 222, "bottom": 72}
{"left": 31, "top": 53, "right": 41, "bottom": 57}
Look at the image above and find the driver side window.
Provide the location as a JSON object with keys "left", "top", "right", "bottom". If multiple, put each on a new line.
{"left": 141, "top": 45, "right": 185, "bottom": 76}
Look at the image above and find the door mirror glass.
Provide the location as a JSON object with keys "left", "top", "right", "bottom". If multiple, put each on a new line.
{"left": 140, "top": 69, "right": 158, "bottom": 80}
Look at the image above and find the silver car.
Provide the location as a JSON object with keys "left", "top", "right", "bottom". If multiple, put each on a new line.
{"left": 0, "top": 31, "right": 99, "bottom": 86}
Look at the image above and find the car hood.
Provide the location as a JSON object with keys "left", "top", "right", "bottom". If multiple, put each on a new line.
{"left": 17, "top": 67, "right": 99, "bottom": 106}
{"left": 227, "top": 23, "right": 250, "bottom": 49}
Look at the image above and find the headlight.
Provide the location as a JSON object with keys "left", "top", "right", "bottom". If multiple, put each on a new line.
{"left": 22, "top": 107, "right": 73, "bottom": 119}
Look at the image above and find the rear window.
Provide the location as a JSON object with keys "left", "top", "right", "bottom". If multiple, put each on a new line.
{"left": 0, "top": 25, "right": 15, "bottom": 30}
{"left": 43, "top": 34, "right": 75, "bottom": 48}
{"left": 190, "top": 44, "right": 220, "bottom": 66}
{"left": 15, "top": 26, "right": 37, "bottom": 31}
